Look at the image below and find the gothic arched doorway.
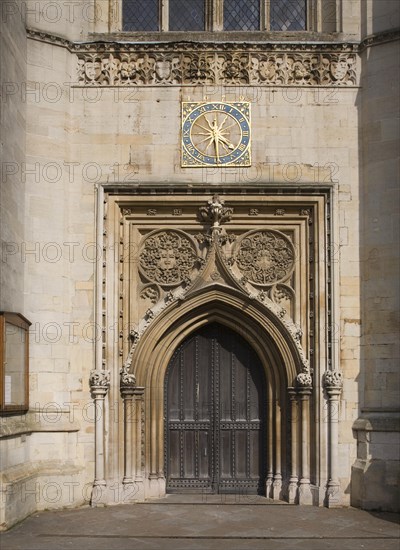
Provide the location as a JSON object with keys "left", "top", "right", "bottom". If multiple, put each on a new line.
{"left": 165, "top": 323, "right": 267, "bottom": 494}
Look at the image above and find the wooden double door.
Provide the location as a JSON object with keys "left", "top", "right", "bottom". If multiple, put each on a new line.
{"left": 165, "top": 323, "right": 267, "bottom": 494}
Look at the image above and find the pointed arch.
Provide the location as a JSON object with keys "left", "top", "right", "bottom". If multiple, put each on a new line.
{"left": 130, "top": 285, "right": 304, "bottom": 487}
{"left": 132, "top": 285, "right": 303, "bottom": 388}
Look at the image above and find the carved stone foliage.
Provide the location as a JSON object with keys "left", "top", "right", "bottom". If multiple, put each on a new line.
{"left": 140, "top": 284, "right": 160, "bottom": 304}
{"left": 139, "top": 230, "right": 199, "bottom": 287}
{"left": 76, "top": 49, "right": 357, "bottom": 87}
{"left": 198, "top": 195, "right": 233, "bottom": 229}
{"left": 120, "top": 365, "right": 136, "bottom": 388}
{"left": 296, "top": 372, "right": 313, "bottom": 388}
{"left": 234, "top": 230, "right": 295, "bottom": 286}
{"left": 324, "top": 370, "right": 343, "bottom": 389}
{"left": 89, "top": 369, "right": 110, "bottom": 389}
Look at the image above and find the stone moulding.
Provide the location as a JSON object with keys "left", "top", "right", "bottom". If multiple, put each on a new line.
{"left": 359, "top": 28, "right": 400, "bottom": 52}
{"left": 26, "top": 28, "right": 359, "bottom": 87}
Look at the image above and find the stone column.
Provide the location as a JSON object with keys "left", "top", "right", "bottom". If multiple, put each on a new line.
{"left": 272, "top": 400, "right": 282, "bottom": 500}
{"left": 288, "top": 387, "right": 299, "bottom": 504}
{"left": 89, "top": 369, "right": 110, "bottom": 502}
{"left": 324, "top": 370, "right": 343, "bottom": 507}
{"left": 133, "top": 387, "right": 145, "bottom": 487}
{"left": 120, "top": 368, "right": 136, "bottom": 485}
{"left": 296, "top": 373, "right": 313, "bottom": 505}
{"left": 265, "top": 382, "right": 274, "bottom": 498}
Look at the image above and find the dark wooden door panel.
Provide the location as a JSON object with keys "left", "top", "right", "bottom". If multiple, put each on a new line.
{"left": 166, "top": 323, "right": 266, "bottom": 494}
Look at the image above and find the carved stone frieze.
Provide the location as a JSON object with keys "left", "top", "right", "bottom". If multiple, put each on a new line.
{"left": 139, "top": 230, "right": 200, "bottom": 287}
{"left": 27, "top": 27, "right": 400, "bottom": 90}
{"left": 75, "top": 48, "right": 357, "bottom": 87}
{"left": 69, "top": 39, "right": 357, "bottom": 86}
{"left": 234, "top": 230, "right": 295, "bottom": 286}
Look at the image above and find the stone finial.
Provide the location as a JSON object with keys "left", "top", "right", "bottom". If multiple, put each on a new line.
{"left": 198, "top": 195, "right": 233, "bottom": 229}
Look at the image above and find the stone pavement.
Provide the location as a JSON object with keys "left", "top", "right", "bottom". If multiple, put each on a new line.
{"left": 0, "top": 495, "right": 399, "bottom": 550}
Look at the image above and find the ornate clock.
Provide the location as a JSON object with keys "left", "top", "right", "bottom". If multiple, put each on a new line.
{"left": 182, "top": 101, "right": 251, "bottom": 167}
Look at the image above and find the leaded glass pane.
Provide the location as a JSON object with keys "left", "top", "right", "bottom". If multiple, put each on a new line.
{"left": 270, "top": 0, "right": 306, "bottom": 31}
{"left": 123, "top": 0, "right": 159, "bottom": 31}
{"left": 169, "top": 0, "right": 205, "bottom": 31}
{"left": 224, "top": 0, "right": 260, "bottom": 31}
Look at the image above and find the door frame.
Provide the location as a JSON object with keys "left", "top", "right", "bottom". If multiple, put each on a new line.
{"left": 94, "top": 190, "right": 337, "bottom": 506}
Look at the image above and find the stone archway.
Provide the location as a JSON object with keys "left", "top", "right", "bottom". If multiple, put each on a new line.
{"left": 90, "top": 192, "right": 342, "bottom": 508}
{"left": 123, "top": 288, "right": 312, "bottom": 503}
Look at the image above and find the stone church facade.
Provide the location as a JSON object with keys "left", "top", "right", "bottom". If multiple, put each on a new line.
{"left": 0, "top": 0, "right": 399, "bottom": 530}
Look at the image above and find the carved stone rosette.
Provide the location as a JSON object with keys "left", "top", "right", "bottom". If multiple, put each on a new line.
{"left": 234, "top": 230, "right": 295, "bottom": 286}
{"left": 139, "top": 229, "right": 200, "bottom": 287}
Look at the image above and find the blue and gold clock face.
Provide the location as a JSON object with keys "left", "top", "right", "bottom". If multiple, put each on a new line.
{"left": 182, "top": 101, "right": 251, "bottom": 167}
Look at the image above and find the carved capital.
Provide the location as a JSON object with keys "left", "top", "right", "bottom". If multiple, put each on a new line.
{"left": 288, "top": 386, "right": 297, "bottom": 400}
{"left": 89, "top": 370, "right": 110, "bottom": 395}
{"left": 120, "top": 366, "right": 136, "bottom": 391}
{"left": 296, "top": 372, "right": 312, "bottom": 391}
{"left": 324, "top": 370, "right": 343, "bottom": 396}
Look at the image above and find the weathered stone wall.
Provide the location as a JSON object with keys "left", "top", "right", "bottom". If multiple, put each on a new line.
{"left": 351, "top": 0, "right": 400, "bottom": 512}
{"left": 0, "top": 0, "right": 26, "bottom": 312}
{"left": 0, "top": 3, "right": 92, "bottom": 531}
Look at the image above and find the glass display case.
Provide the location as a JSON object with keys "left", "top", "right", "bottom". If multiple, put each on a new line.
{"left": 0, "top": 312, "right": 31, "bottom": 414}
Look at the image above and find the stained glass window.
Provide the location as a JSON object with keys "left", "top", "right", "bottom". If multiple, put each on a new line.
{"left": 123, "top": 0, "right": 159, "bottom": 31}
{"left": 169, "top": 0, "right": 205, "bottom": 31}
